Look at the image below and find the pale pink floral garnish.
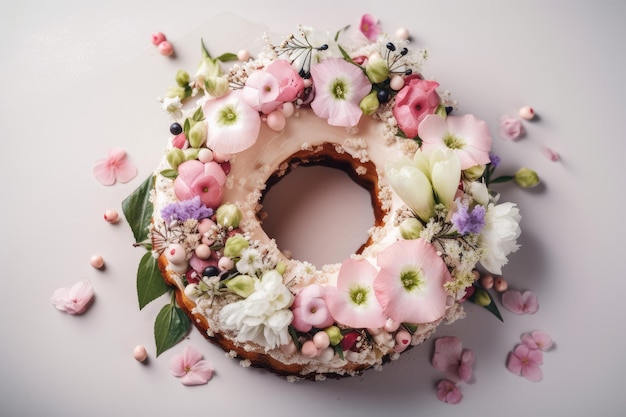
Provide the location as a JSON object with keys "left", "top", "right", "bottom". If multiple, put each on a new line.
{"left": 498, "top": 115, "right": 525, "bottom": 141}
{"left": 93, "top": 148, "right": 138, "bottom": 185}
{"left": 419, "top": 114, "right": 492, "bottom": 170}
{"left": 173, "top": 160, "right": 226, "bottom": 209}
{"left": 324, "top": 258, "right": 386, "bottom": 329}
{"left": 242, "top": 59, "right": 304, "bottom": 115}
{"left": 51, "top": 279, "right": 94, "bottom": 315}
{"left": 506, "top": 343, "right": 543, "bottom": 382}
{"left": 359, "top": 14, "right": 381, "bottom": 41}
{"left": 521, "top": 331, "right": 553, "bottom": 351}
{"left": 291, "top": 284, "right": 334, "bottom": 332}
{"left": 203, "top": 90, "right": 261, "bottom": 154}
{"left": 541, "top": 145, "right": 560, "bottom": 161}
{"left": 501, "top": 289, "right": 539, "bottom": 314}
{"left": 310, "top": 57, "right": 371, "bottom": 127}
{"left": 374, "top": 239, "right": 451, "bottom": 324}
{"left": 431, "top": 336, "right": 475, "bottom": 382}
{"left": 436, "top": 379, "right": 463, "bottom": 404}
{"left": 170, "top": 345, "right": 214, "bottom": 386}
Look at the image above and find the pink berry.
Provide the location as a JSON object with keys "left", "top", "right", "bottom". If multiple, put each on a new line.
{"left": 90, "top": 255, "right": 105, "bottom": 269}
{"left": 151, "top": 32, "right": 166, "bottom": 46}
{"left": 104, "top": 209, "right": 119, "bottom": 223}
{"left": 494, "top": 277, "right": 508, "bottom": 292}
{"left": 480, "top": 274, "right": 494, "bottom": 289}
{"left": 518, "top": 105, "right": 535, "bottom": 120}
{"left": 301, "top": 340, "right": 319, "bottom": 358}
{"left": 237, "top": 49, "right": 251, "bottom": 61}
{"left": 158, "top": 41, "right": 174, "bottom": 56}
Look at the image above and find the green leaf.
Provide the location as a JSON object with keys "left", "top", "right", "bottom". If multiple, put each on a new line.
{"left": 137, "top": 251, "right": 169, "bottom": 310}
{"left": 217, "top": 52, "right": 238, "bottom": 62}
{"left": 159, "top": 168, "right": 178, "bottom": 179}
{"left": 154, "top": 302, "right": 191, "bottom": 356}
{"left": 122, "top": 175, "right": 155, "bottom": 244}
{"left": 337, "top": 44, "right": 356, "bottom": 65}
{"left": 490, "top": 175, "right": 515, "bottom": 184}
{"left": 467, "top": 285, "right": 503, "bottom": 322}
{"left": 191, "top": 106, "right": 204, "bottom": 122}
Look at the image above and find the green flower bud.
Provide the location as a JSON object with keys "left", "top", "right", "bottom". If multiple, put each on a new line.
{"left": 473, "top": 288, "right": 491, "bottom": 307}
{"left": 464, "top": 165, "right": 486, "bottom": 181}
{"left": 275, "top": 261, "right": 287, "bottom": 276}
{"left": 183, "top": 148, "right": 200, "bottom": 161}
{"left": 359, "top": 91, "right": 380, "bottom": 116}
{"left": 434, "top": 104, "right": 448, "bottom": 118}
{"left": 223, "top": 234, "right": 249, "bottom": 258}
{"left": 216, "top": 203, "right": 243, "bottom": 228}
{"left": 399, "top": 217, "right": 423, "bottom": 240}
{"left": 514, "top": 167, "right": 540, "bottom": 188}
{"left": 166, "top": 148, "right": 185, "bottom": 169}
{"left": 196, "top": 56, "right": 222, "bottom": 79}
{"left": 224, "top": 274, "right": 257, "bottom": 298}
{"left": 324, "top": 326, "right": 343, "bottom": 346}
{"left": 365, "top": 57, "right": 390, "bottom": 84}
{"left": 205, "top": 76, "right": 229, "bottom": 97}
{"left": 188, "top": 121, "right": 207, "bottom": 148}
{"left": 175, "top": 70, "right": 190, "bottom": 87}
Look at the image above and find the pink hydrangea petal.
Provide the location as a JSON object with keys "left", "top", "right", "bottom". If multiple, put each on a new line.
{"left": 501, "top": 290, "right": 525, "bottom": 314}
{"left": 113, "top": 158, "right": 137, "bottom": 184}
{"left": 521, "top": 290, "right": 539, "bottom": 313}
{"left": 436, "top": 380, "right": 462, "bottom": 404}
{"left": 432, "top": 336, "right": 463, "bottom": 373}
{"left": 527, "top": 346, "right": 544, "bottom": 365}
{"left": 170, "top": 353, "right": 188, "bottom": 377}
{"left": 93, "top": 159, "right": 116, "bottom": 185}
{"left": 180, "top": 360, "right": 214, "bottom": 386}
{"left": 506, "top": 351, "right": 524, "bottom": 376}
{"left": 527, "top": 331, "right": 553, "bottom": 351}
{"left": 51, "top": 287, "right": 71, "bottom": 312}
{"left": 521, "top": 361, "right": 543, "bottom": 382}
{"left": 181, "top": 345, "right": 203, "bottom": 366}
{"left": 107, "top": 147, "right": 127, "bottom": 162}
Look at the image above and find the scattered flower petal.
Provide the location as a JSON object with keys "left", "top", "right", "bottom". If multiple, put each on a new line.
{"left": 359, "top": 14, "right": 381, "bottom": 41}
{"left": 93, "top": 148, "right": 138, "bottom": 186}
{"left": 521, "top": 331, "right": 553, "bottom": 351}
{"left": 502, "top": 290, "right": 539, "bottom": 314}
{"left": 506, "top": 344, "right": 543, "bottom": 382}
{"left": 431, "top": 336, "right": 474, "bottom": 382}
{"left": 436, "top": 379, "right": 463, "bottom": 404}
{"left": 170, "top": 345, "right": 214, "bottom": 386}
{"left": 541, "top": 145, "right": 560, "bottom": 162}
{"left": 499, "top": 115, "right": 525, "bottom": 141}
{"left": 51, "top": 279, "right": 94, "bottom": 315}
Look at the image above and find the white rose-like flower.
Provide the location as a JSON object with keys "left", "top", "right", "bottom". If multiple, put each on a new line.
{"left": 219, "top": 270, "right": 294, "bottom": 351}
{"left": 479, "top": 202, "right": 521, "bottom": 274}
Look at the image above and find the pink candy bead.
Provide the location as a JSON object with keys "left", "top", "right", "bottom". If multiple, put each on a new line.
{"left": 133, "top": 345, "right": 148, "bottom": 362}
{"left": 301, "top": 340, "right": 319, "bottom": 358}
{"left": 519, "top": 105, "right": 536, "bottom": 120}
{"left": 313, "top": 331, "right": 330, "bottom": 349}
{"left": 266, "top": 110, "right": 286, "bottom": 131}
{"left": 151, "top": 32, "right": 166, "bottom": 45}
{"left": 158, "top": 41, "right": 174, "bottom": 56}
{"left": 90, "top": 255, "right": 105, "bottom": 269}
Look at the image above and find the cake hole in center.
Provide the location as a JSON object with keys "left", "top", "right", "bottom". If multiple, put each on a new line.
{"left": 261, "top": 165, "right": 375, "bottom": 268}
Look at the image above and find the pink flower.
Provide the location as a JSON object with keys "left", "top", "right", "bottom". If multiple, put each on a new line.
{"left": 173, "top": 160, "right": 226, "bottom": 209}
{"left": 203, "top": 90, "right": 261, "bottom": 154}
{"left": 501, "top": 289, "right": 539, "bottom": 314}
{"left": 291, "top": 284, "right": 334, "bottom": 332}
{"left": 436, "top": 379, "right": 463, "bottom": 404}
{"left": 431, "top": 336, "right": 475, "bottom": 382}
{"left": 51, "top": 279, "right": 94, "bottom": 315}
{"left": 359, "top": 14, "right": 381, "bottom": 41}
{"left": 521, "top": 331, "right": 553, "bottom": 351}
{"left": 266, "top": 59, "right": 305, "bottom": 103}
{"left": 373, "top": 239, "right": 451, "bottom": 324}
{"left": 243, "top": 60, "right": 304, "bottom": 114}
{"left": 93, "top": 148, "right": 137, "bottom": 185}
{"left": 310, "top": 57, "right": 372, "bottom": 127}
{"left": 170, "top": 345, "right": 214, "bottom": 386}
{"left": 392, "top": 76, "right": 440, "bottom": 139}
{"left": 499, "top": 115, "right": 525, "bottom": 141}
{"left": 324, "top": 258, "right": 386, "bottom": 329}
{"left": 419, "top": 114, "right": 492, "bottom": 170}
{"left": 506, "top": 343, "right": 543, "bottom": 382}
{"left": 242, "top": 70, "right": 279, "bottom": 112}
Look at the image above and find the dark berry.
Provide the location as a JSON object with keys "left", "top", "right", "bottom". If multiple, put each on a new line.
{"left": 386, "top": 42, "right": 396, "bottom": 51}
{"left": 400, "top": 47, "right": 408, "bottom": 56}
{"left": 202, "top": 266, "right": 220, "bottom": 277}
{"left": 404, "top": 69, "right": 413, "bottom": 76}
{"left": 377, "top": 89, "right": 390, "bottom": 104}
{"left": 318, "top": 44, "right": 329, "bottom": 51}
{"left": 445, "top": 106, "right": 453, "bottom": 115}
{"left": 169, "top": 122, "right": 183, "bottom": 135}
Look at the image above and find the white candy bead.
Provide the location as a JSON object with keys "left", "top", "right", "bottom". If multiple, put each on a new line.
{"left": 390, "top": 75, "right": 405, "bottom": 91}
{"left": 194, "top": 243, "right": 212, "bottom": 260}
{"left": 281, "top": 102, "right": 295, "bottom": 118}
{"left": 237, "top": 49, "right": 251, "bottom": 61}
{"left": 266, "top": 110, "right": 286, "bottom": 131}
{"left": 395, "top": 27, "right": 410, "bottom": 40}
{"left": 198, "top": 148, "right": 214, "bottom": 163}
{"left": 313, "top": 331, "right": 330, "bottom": 349}
{"left": 519, "top": 105, "right": 536, "bottom": 120}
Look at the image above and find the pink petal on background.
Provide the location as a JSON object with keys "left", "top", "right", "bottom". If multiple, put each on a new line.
{"left": 93, "top": 148, "right": 137, "bottom": 185}
{"left": 93, "top": 159, "right": 117, "bottom": 185}
{"left": 51, "top": 279, "right": 94, "bottom": 315}
{"left": 502, "top": 289, "right": 539, "bottom": 314}
{"left": 458, "top": 349, "right": 475, "bottom": 382}
{"left": 432, "top": 336, "right": 463, "bottom": 373}
{"left": 521, "top": 331, "right": 554, "bottom": 351}
{"left": 506, "top": 344, "right": 544, "bottom": 382}
{"left": 113, "top": 158, "right": 138, "bottom": 183}
{"left": 170, "top": 345, "right": 214, "bottom": 386}
{"left": 180, "top": 360, "right": 214, "bottom": 386}
{"left": 436, "top": 379, "right": 462, "bottom": 404}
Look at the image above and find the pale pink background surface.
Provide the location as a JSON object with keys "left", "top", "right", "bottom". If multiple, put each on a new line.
{"left": 2, "top": 1, "right": 623, "bottom": 416}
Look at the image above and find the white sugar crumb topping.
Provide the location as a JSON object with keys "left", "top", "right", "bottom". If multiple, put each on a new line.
{"left": 355, "top": 166, "right": 367, "bottom": 176}
{"left": 227, "top": 350, "right": 238, "bottom": 359}
{"left": 240, "top": 359, "right": 252, "bottom": 368}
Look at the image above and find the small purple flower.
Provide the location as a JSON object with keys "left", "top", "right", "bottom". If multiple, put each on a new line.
{"left": 161, "top": 196, "right": 213, "bottom": 223}
{"left": 489, "top": 153, "right": 501, "bottom": 168}
{"left": 451, "top": 202, "right": 485, "bottom": 235}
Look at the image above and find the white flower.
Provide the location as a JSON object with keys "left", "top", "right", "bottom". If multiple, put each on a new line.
{"left": 236, "top": 248, "right": 264, "bottom": 275}
{"left": 219, "top": 270, "right": 294, "bottom": 350}
{"left": 479, "top": 202, "right": 521, "bottom": 274}
{"left": 162, "top": 96, "right": 183, "bottom": 118}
